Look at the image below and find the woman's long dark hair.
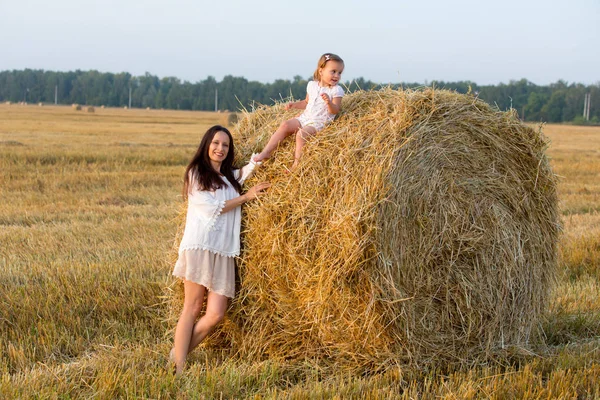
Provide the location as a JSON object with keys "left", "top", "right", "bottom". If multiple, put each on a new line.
{"left": 183, "top": 125, "right": 242, "bottom": 198}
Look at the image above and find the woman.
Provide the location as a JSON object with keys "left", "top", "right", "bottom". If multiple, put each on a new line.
{"left": 171, "top": 125, "right": 269, "bottom": 375}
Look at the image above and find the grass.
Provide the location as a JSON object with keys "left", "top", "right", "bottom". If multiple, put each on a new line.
{"left": 1, "top": 103, "right": 599, "bottom": 398}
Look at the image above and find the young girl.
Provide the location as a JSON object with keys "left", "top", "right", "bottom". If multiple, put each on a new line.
{"left": 170, "top": 125, "right": 269, "bottom": 375}
{"left": 253, "top": 53, "right": 345, "bottom": 169}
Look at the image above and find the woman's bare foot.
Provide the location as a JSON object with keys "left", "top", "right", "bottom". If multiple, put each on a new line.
{"left": 167, "top": 348, "right": 177, "bottom": 375}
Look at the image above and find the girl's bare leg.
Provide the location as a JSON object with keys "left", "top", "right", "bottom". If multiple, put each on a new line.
{"left": 187, "top": 291, "right": 228, "bottom": 352}
{"left": 292, "top": 126, "right": 317, "bottom": 170}
{"left": 254, "top": 119, "right": 301, "bottom": 162}
{"left": 173, "top": 280, "right": 206, "bottom": 375}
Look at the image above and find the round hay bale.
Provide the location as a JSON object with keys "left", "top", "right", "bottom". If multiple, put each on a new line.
{"left": 38, "top": 102, "right": 43, "bottom": 107}
{"left": 5, "top": 101, "right": 10, "bottom": 105}
{"left": 227, "top": 112, "right": 239, "bottom": 127}
{"left": 173, "top": 88, "right": 559, "bottom": 371}
{"left": 87, "top": 106, "right": 95, "bottom": 113}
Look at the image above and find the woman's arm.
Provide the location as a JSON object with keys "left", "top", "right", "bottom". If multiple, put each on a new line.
{"left": 221, "top": 182, "right": 270, "bottom": 214}
{"left": 237, "top": 157, "right": 261, "bottom": 184}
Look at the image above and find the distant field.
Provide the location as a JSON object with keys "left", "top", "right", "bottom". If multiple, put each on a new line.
{"left": 1, "top": 104, "right": 599, "bottom": 398}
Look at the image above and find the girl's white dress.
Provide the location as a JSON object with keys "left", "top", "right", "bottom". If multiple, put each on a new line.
{"left": 173, "top": 161, "right": 258, "bottom": 298}
{"left": 296, "top": 81, "right": 345, "bottom": 131}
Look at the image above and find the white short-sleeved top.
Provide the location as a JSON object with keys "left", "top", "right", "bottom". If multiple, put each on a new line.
{"left": 178, "top": 160, "right": 257, "bottom": 257}
{"left": 299, "top": 81, "right": 344, "bottom": 125}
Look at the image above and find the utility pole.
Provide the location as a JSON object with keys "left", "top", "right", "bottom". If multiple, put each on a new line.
{"left": 215, "top": 88, "right": 218, "bottom": 112}
{"left": 128, "top": 86, "right": 132, "bottom": 109}
{"left": 583, "top": 93, "right": 591, "bottom": 121}
{"left": 586, "top": 93, "right": 591, "bottom": 121}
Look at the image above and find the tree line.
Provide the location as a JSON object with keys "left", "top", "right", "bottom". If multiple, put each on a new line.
{"left": 0, "top": 69, "right": 598, "bottom": 124}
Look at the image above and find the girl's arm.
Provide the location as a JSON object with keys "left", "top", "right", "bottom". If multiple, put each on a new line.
{"left": 285, "top": 93, "right": 309, "bottom": 110}
{"left": 321, "top": 94, "right": 342, "bottom": 115}
{"left": 221, "top": 182, "right": 270, "bottom": 214}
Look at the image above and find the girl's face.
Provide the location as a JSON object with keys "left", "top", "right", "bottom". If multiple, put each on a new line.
{"left": 208, "top": 131, "right": 230, "bottom": 167}
{"left": 319, "top": 60, "right": 344, "bottom": 87}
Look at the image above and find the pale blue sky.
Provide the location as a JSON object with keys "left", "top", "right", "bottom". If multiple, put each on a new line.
{"left": 1, "top": 0, "right": 598, "bottom": 85}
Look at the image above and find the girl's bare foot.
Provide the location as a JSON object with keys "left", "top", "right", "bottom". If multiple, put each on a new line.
{"left": 290, "top": 159, "right": 300, "bottom": 171}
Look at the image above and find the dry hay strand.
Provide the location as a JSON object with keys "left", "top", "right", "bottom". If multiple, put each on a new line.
{"left": 169, "top": 88, "right": 559, "bottom": 371}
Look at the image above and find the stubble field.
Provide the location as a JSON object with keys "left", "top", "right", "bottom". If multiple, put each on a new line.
{"left": 1, "top": 103, "right": 599, "bottom": 398}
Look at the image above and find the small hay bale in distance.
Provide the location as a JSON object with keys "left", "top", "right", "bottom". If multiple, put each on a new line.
{"left": 199, "top": 88, "right": 559, "bottom": 370}
{"left": 227, "top": 112, "right": 239, "bottom": 127}
{"left": 87, "top": 106, "right": 95, "bottom": 113}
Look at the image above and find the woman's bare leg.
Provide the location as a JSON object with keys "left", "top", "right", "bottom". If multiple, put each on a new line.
{"left": 187, "top": 291, "right": 228, "bottom": 352}
{"left": 254, "top": 119, "right": 301, "bottom": 162}
{"left": 172, "top": 281, "right": 206, "bottom": 375}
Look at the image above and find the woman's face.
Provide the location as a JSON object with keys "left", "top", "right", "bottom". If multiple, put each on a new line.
{"left": 208, "top": 131, "right": 230, "bottom": 165}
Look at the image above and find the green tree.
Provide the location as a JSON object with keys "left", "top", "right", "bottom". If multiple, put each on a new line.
{"left": 541, "top": 90, "right": 567, "bottom": 122}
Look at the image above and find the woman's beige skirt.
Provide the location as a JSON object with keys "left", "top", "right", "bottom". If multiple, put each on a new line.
{"left": 173, "top": 249, "right": 235, "bottom": 298}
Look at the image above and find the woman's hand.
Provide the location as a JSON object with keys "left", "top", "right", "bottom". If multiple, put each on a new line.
{"left": 244, "top": 182, "right": 271, "bottom": 201}
{"left": 222, "top": 182, "right": 271, "bottom": 214}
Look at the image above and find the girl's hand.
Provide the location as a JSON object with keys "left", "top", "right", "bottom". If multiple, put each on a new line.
{"left": 284, "top": 102, "right": 294, "bottom": 110}
{"left": 245, "top": 182, "right": 271, "bottom": 201}
{"left": 320, "top": 93, "right": 331, "bottom": 104}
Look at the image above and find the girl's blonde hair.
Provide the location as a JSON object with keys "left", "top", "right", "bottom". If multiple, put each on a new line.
{"left": 313, "top": 53, "right": 344, "bottom": 81}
